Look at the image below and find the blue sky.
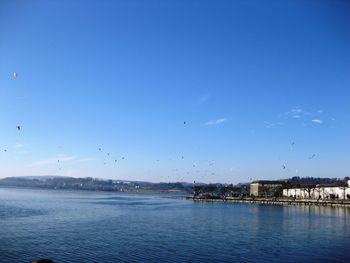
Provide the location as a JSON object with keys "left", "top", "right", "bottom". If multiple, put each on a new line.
{"left": 0, "top": 0, "right": 349, "bottom": 183}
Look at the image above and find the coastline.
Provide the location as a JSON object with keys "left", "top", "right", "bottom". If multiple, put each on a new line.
{"left": 186, "top": 196, "right": 350, "bottom": 207}
{"left": 0, "top": 185, "right": 189, "bottom": 195}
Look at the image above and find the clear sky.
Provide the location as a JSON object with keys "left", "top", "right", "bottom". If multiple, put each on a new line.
{"left": 0, "top": 0, "right": 349, "bottom": 183}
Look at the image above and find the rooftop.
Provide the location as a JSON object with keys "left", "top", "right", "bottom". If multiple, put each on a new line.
{"left": 251, "top": 180, "right": 286, "bottom": 185}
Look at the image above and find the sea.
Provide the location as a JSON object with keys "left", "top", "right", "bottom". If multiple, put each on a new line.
{"left": 0, "top": 187, "right": 349, "bottom": 263}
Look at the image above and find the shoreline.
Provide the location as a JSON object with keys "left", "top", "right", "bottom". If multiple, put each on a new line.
{"left": 0, "top": 185, "right": 189, "bottom": 195}
{"left": 186, "top": 196, "right": 350, "bottom": 207}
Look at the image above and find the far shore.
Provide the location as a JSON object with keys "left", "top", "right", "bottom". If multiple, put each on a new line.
{"left": 186, "top": 196, "right": 350, "bottom": 207}
{"left": 0, "top": 185, "right": 189, "bottom": 195}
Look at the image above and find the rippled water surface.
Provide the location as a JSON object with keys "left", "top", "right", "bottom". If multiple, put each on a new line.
{"left": 0, "top": 187, "right": 349, "bottom": 263}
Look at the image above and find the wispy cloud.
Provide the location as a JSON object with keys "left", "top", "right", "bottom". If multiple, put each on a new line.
{"left": 285, "top": 107, "right": 308, "bottom": 118}
{"left": 205, "top": 118, "right": 227, "bottom": 126}
{"left": 312, "top": 119, "right": 323, "bottom": 124}
{"left": 285, "top": 107, "right": 325, "bottom": 118}
{"left": 76, "top": 157, "right": 95, "bottom": 163}
{"left": 30, "top": 155, "right": 76, "bottom": 167}
{"left": 13, "top": 143, "right": 29, "bottom": 155}
{"left": 196, "top": 94, "right": 210, "bottom": 105}
{"left": 264, "top": 121, "right": 284, "bottom": 129}
{"left": 15, "top": 142, "right": 28, "bottom": 149}
{"left": 284, "top": 106, "right": 327, "bottom": 125}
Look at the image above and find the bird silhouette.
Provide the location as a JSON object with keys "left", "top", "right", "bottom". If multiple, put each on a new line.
{"left": 290, "top": 142, "right": 295, "bottom": 150}
{"left": 309, "top": 154, "right": 316, "bottom": 160}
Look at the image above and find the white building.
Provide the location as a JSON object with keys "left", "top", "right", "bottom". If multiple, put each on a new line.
{"left": 283, "top": 180, "right": 350, "bottom": 200}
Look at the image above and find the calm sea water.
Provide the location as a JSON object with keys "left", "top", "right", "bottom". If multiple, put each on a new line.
{"left": 0, "top": 187, "right": 349, "bottom": 263}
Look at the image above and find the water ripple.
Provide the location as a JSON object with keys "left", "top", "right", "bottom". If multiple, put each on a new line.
{"left": 0, "top": 188, "right": 349, "bottom": 263}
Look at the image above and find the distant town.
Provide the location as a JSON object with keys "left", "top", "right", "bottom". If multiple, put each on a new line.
{"left": 191, "top": 176, "right": 350, "bottom": 207}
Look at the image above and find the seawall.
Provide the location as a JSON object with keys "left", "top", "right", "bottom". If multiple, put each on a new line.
{"left": 186, "top": 196, "right": 350, "bottom": 207}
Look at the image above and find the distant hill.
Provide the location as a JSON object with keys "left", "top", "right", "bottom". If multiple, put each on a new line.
{"left": 13, "top": 175, "right": 70, "bottom": 180}
{"left": 0, "top": 176, "right": 194, "bottom": 194}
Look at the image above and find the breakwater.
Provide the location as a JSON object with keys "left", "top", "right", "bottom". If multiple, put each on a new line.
{"left": 186, "top": 196, "right": 350, "bottom": 207}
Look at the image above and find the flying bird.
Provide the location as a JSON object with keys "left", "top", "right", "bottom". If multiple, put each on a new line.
{"left": 282, "top": 165, "right": 286, "bottom": 170}
{"left": 183, "top": 121, "right": 186, "bottom": 125}
{"left": 16, "top": 126, "right": 21, "bottom": 131}
{"left": 98, "top": 148, "right": 102, "bottom": 151}
{"left": 309, "top": 154, "right": 316, "bottom": 160}
{"left": 290, "top": 142, "right": 295, "bottom": 150}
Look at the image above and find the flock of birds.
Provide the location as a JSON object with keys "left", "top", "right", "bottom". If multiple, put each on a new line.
{"left": 3, "top": 71, "right": 318, "bottom": 182}
{"left": 281, "top": 141, "right": 316, "bottom": 173}
{"left": 98, "top": 148, "right": 125, "bottom": 165}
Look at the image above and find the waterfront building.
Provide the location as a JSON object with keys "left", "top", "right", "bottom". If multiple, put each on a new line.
{"left": 250, "top": 180, "right": 285, "bottom": 197}
{"left": 283, "top": 180, "right": 350, "bottom": 200}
